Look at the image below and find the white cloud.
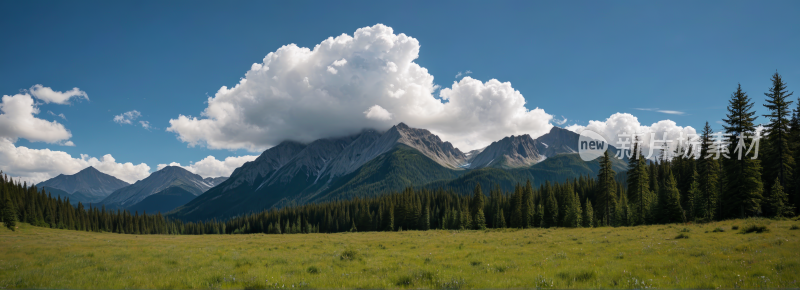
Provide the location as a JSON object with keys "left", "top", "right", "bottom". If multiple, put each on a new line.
{"left": 140, "top": 121, "right": 151, "bottom": 130}
{"left": 29, "top": 84, "right": 89, "bottom": 105}
{"left": 48, "top": 111, "right": 67, "bottom": 120}
{"left": 0, "top": 93, "right": 72, "bottom": 144}
{"left": 0, "top": 138, "right": 150, "bottom": 184}
{"left": 113, "top": 110, "right": 141, "bottom": 125}
{"left": 455, "top": 71, "right": 462, "bottom": 78}
{"left": 566, "top": 112, "right": 697, "bottom": 160}
{"left": 465, "top": 70, "right": 472, "bottom": 74}
{"left": 553, "top": 116, "right": 568, "bottom": 125}
{"left": 167, "top": 24, "right": 554, "bottom": 152}
{"left": 635, "top": 107, "right": 686, "bottom": 115}
{"left": 157, "top": 155, "right": 258, "bottom": 178}
{"left": 364, "top": 105, "right": 393, "bottom": 121}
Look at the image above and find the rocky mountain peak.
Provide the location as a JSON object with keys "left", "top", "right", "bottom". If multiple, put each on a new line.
{"left": 468, "top": 133, "right": 543, "bottom": 169}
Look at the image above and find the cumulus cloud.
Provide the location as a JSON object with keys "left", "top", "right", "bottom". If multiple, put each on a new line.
{"left": 167, "top": 24, "right": 554, "bottom": 152}
{"left": 566, "top": 113, "right": 697, "bottom": 160}
{"left": 0, "top": 138, "right": 150, "bottom": 184}
{"left": 29, "top": 84, "right": 88, "bottom": 104}
{"left": 157, "top": 155, "right": 258, "bottom": 178}
{"left": 140, "top": 121, "right": 151, "bottom": 130}
{"left": 0, "top": 93, "right": 72, "bottom": 143}
{"left": 364, "top": 105, "right": 393, "bottom": 121}
{"left": 113, "top": 110, "right": 141, "bottom": 125}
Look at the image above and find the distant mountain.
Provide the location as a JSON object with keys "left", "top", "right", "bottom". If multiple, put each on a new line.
{"left": 468, "top": 134, "right": 544, "bottom": 169}
{"left": 100, "top": 166, "right": 226, "bottom": 208}
{"left": 37, "top": 166, "right": 129, "bottom": 204}
{"left": 170, "top": 123, "right": 469, "bottom": 221}
{"left": 170, "top": 123, "right": 628, "bottom": 222}
{"left": 425, "top": 152, "right": 629, "bottom": 194}
{"left": 534, "top": 126, "right": 581, "bottom": 157}
{"left": 126, "top": 187, "right": 197, "bottom": 214}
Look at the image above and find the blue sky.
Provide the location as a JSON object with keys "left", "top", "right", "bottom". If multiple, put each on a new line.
{"left": 1, "top": 0, "right": 799, "bottom": 183}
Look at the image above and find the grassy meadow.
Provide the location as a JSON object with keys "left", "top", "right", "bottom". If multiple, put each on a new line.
{"left": 1, "top": 219, "right": 799, "bottom": 289}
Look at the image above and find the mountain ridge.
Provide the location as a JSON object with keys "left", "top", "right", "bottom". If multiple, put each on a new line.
{"left": 101, "top": 166, "right": 226, "bottom": 208}
{"left": 37, "top": 166, "right": 130, "bottom": 204}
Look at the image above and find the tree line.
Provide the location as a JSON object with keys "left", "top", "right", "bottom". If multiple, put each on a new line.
{"left": 0, "top": 71, "right": 796, "bottom": 234}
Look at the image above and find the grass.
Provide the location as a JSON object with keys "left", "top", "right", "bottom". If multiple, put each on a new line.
{"left": 1, "top": 219, "right": 799, "bottom": 289}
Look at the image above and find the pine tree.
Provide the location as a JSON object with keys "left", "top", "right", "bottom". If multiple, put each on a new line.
{"left": 459, "top": 210, "right": 470, "bottom": 230}
{"left": 497, "top": 209, "right": 507, "bottom": 228}
{"left": 597, "top": 150, "right": 617, "bottom": 226}
{"left": 522, "top": 181, "right": 534, "bottom": 228}
{"left": 688, "top": 168, "right": 701, "bottom": 221}
{"left": 421, "top": 206, "right": 430, "bottom": 230}
{"left": 543, "top": 186, "right": 558, "bottom": 228}
{"left": 768, "top": 177, "right": 794, "bottom": 218}
{"left": 763, "top": 71, "right": 795, "bottom": 215}
{"left": 722, "top": 84, "right": 764, "bottom": 218}
{"left": 697, "top": 122, "right": 720, "bottom": 221}
{"left": 582, "top": 198, "right": 593, "bottom": 228}
{"left": 791, "top": 106, "right": 800, "bottom": 214}
{"left": 661, "top": 170, "right": 685, "bottom": 224}
{"left": 474, "top": 208, "right": 487, "bottom": 230}
{"left": 471, "top": 184, "right": 485, "bottom": 223}
{"left": 563, "top": 191, "right": 582, "bottom": 228}
{"left": 628, "top": 140, "right": 651, "bottom": 225}
{"left": 2, "top": 196, "right": 16, "bottom": 231}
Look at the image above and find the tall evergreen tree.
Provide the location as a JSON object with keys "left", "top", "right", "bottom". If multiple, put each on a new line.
{"left": 2, "top": 196, "right": 16, "bottom": 231}
{"left": 473, "top": 209, "right": 487, "bottom": 230}
{"left": 762, "top": 71, "right": 795, "bottom": 215}
{"left": 596, "top": 150, "right": 617, "bottom": 226}
{"left": 582, "top": 198, "right": 593, "bottom": 228}
{"left": 697, "top": 122, "right": 720, "bottom": 221}
{"left": 661, "top": 169, "right": 685, "bottom": 223}
{"left": 521, "top": 181, "right": 534, "bottom": 228}
{"left": 688, "top": 168, "right": 701, "bottom": 221}
{"left": 628, "top": 140, "right": 651, "bottom": 225}
{"left": 543, "top": 185, "right": 558, "bottom": 227}
{"left": 767, "top": 177, "right": 794, "bottom": 218}
{"left": 722, "top": 84, "right": 764, "bottom": 218}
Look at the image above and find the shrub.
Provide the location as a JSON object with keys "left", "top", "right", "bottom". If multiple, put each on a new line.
{"left": 740, "top": 224, "right": 769, "bottom": 234}
{"left": 680, "top": 228, "right": 691, "bottom": 233}
{"left": 307, "top": 266, "right": 319, "bottom": 274}
{"left": 790, "top": 224, "right": 799, "bottom": 230}
{"left": 732, "top": 225, "right": 739, "bottom": 230}
{"left": 339, "top": 249, "right": 360, "bottom": 261}
{"left": 557, "top": 270, "right": 595, "bottom": 282}
{"left": 712, "top": 227, "right": 725, "bottom": 232}
{"left": 675, "top": 233, "right": 689, "bottom": 239}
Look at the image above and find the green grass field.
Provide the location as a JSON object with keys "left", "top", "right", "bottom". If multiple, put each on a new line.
{"left": 1, "top": 219, "right": 799, "bottom": 289}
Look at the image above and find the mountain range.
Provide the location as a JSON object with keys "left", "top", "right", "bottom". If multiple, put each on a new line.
{"left": 36, "top": 123, "right": 624, "bottom": 220}
{"left": 169, "top": 123, "right": 625, "bottom": 221}
{"left": 37, "top": 166, "right": 129, "bottom": 204}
